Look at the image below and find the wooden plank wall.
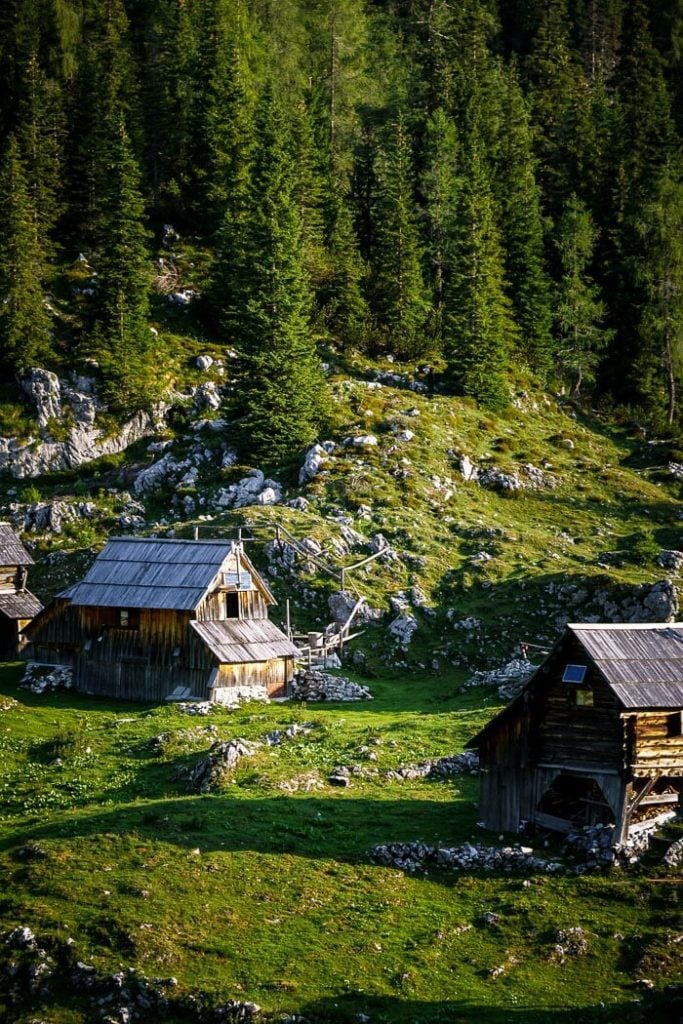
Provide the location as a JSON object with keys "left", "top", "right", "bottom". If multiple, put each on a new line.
{"left": 627, "top": 712, "right": 683, "bottom": 777}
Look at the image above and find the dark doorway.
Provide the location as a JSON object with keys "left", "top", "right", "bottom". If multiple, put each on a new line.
{"left": 225, "top": 593, "right": 239, "bottom": 618}
{"left": 538, "top": 773, "right": 613, "bottom": 826}
{"left": 0, "top": 615, "right": 18, "bottom": 660}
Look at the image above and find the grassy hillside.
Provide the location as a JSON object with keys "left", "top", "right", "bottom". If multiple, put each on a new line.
{"left": 0, "top": 663, "right": 681, "bottom": 1024}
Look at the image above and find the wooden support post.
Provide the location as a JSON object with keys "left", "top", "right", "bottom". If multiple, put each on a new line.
{"left": 193, "top": 526, "right": 199, "bottom": 540}
{"left": 286, "top": 598, "right": 291, "bottom": 640}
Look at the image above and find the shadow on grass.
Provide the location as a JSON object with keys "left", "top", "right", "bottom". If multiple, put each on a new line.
{"left": 296, "top": 991, "right": 683, "bottom": 1024}
{"left": 1, "top": 792, "right": 480, "bottom": 873}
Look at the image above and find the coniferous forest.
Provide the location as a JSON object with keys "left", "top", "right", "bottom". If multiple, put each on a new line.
{"left": 1, "top": 0, "right": 683, "bottom": 457}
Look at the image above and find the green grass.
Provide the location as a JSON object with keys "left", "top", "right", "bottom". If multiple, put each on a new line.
{"left": 0, "top": 663, "right": 680, "bottom": 1024}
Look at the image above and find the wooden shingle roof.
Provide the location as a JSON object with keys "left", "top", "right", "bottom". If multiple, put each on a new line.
{"left": 569, "top": 622, "right": 683, "bottom": 709}
{"left": 191, "top": 619, "right": 300, "bottom": 664}
{"left": 0, "top": 524, "right": 33, "bottom": 566}
{"left": 468, "top": 622, "right": 683, "bottom": 749}
{"left": 0, "top": 591, "right": 43, "bottom": 620}
{"left": 63, "top": 537, "right": 237, "bottom": 611}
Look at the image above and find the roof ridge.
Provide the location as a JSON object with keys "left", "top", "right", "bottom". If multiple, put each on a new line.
{"left": 569, "top": 622, "right": 682, "bottom": 630}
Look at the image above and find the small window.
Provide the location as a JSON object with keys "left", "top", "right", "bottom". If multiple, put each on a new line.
{"left": 223, "top": 571, "right": 252, "bottom": 590}
{"left": 667, "top": 712, "right": 682, "bottom": 738}
{"left": 118, "top": 609, "right": 139, "bottom": 629}
{"left": 573, "top": 688, "right": 594, "bottom": 708}
{"left": 563, "top": 664, "right": 587, "bottom": 684}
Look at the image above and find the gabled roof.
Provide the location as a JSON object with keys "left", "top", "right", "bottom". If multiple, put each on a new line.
{"left": 191, "top": 618, "right": 300, "bottom": 664}
{"left": 63, "top": 537, "right": 242, "bottom": 611}
{"left": 0, "top": 524, "right": 33, "bottom": 566}
{"left": 570, "top": 622, "right": 683, "bottom": 709}
{"left": 0, "top": 591, "right": 43, "bottom": 620}
{"left": 468, "top": 621, "right": 683, "bottom": 749}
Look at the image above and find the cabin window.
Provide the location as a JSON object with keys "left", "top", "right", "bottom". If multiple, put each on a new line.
{"left": 573, "top": 688, "right": 594, "bottom": 708}
{"left": 118, "top": 608, "right": 140, "bottom": 629}
{"left": 667, "top": 712, "right": 682, "bottom": 737}
{"left": 223, "top": 571, "right": 252, "bottom": 590}
{"left": 562, "top": 664, "right": 588, "bottom": 684}
{"left": 225, "top": 592, "right": 239, "bottom": 618}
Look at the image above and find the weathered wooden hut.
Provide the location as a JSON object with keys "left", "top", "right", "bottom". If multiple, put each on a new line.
{"left": 24, "top": 536, "right": 300, "bottom": 702}
{"left": 0, "top": 524, "right": 42, "bottom": 660}
{"left": 468, "top": 623, "right": 683, "bottom": 842}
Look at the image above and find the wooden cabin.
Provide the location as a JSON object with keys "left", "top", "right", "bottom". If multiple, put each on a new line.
{"left": 0, "top": 523, "right": 43, "bottom": 660}
{"left": 468, "top": 623, "right": 683, "bottom": 843}
{"left": 24, "top": 536, "right": 300, "bottom": 702}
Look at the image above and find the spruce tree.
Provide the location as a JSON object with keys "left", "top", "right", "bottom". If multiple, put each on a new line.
{"left": 323, "top": 191, "right": 369, "bottom": 346}
{"left": 421, "top": 107, "right": 460, "bottom": 345}
{"left": 497, "top": 65, "right": 553, "bottom": 377}
{"left": 216, "top": 85, "right": 329, "bottom": 461}
{"left": 554, "top": 194, "right": 611, "bottom": 398}
{"left": 91, "top": 116, "right": 160, "bottom": 412}
{"left": 0, "top": 135, "right": 53, "bottom": 374}
{"left": 635, "top": 165, "right": 683, "bottom": 426}
{"left": 444, "top": 126, "right": 514, "bottom": 412}
{"left": 371, "top": 113, "right": 429, "bottom": 357}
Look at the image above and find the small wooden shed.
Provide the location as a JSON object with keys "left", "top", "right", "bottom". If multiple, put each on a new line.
{"left": 24, "top": 536, "right": 300, "bottom": 702}
{"left": 468, "top": 623, "right": 683, "bottom": 842}
{"left": 0, "top": 524, "right": 43, "bottom": 660}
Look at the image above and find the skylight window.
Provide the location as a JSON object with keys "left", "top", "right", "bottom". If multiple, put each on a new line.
{"left": 562, "top": 664, "right": 587, "bottom": 684}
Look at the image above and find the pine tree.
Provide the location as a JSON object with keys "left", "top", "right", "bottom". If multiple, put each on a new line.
{"left": 91, "top": 116, "right": 160, "bottom": 412}
{"left": 444, "top": 125, "right": 514, "bottom": 411}
{"left": 635, "top": 164, "right": 683, "bottom": 425}
{"left": 421, "top": 107, "right": 460, "bottom": 345}
{"left": 554, "top": 194, "right": 611, "bottom": 398}
{"left": 371, "top": 114, "right": 429, "bottom": 357}
{"left": 16, "top": 53, "right": 65, "bottom": 247}
{"left": 0, "top": 135, "right": 53, "bottom": 374}
{"left": 323, "top": 191, "right": 369, "bottom": 345}
{"left": 216, "top": 85, "right": 329, "bottom": 461}
{"left": 497, "top": 65, "right": 553, "bottom": 376}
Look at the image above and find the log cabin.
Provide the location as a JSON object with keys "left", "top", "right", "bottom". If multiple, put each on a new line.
{"left": 468, "top": 623, "right": 683, "bottom": 843}
{"left": 23, "top": 536, "right": 300, "bottom": 702}
{"left": 0, "top": 523, "right": 42, "bottom": 660}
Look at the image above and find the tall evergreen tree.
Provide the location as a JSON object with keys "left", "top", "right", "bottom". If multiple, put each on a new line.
{"left": 323, "top": 191, "right": 369, "bottom": 345}
{"left": 215, "top": 85, "right": 329, "bottom": 461}
{"left": 554, "top": 194, "right": 611, "bottom": 398}
{"left": 444, "top": 121, "right": 514, "bottom": 411}
{"left": 497, "top": 65, "right": 553, "bottom": 376}
{"left": 0, "top": 135, "right": 53, "bottom": 374}
{"left": 370, "top": 114, "right": 429, "bottom": 356}
{"left": 634, "top": 164, "right": 683, "bottom": 425}
{"left": 421, "top": 107, "right": 460, "bottom": 345}
{"left": 90, "top": 116, "right": 160, "bottom": 412}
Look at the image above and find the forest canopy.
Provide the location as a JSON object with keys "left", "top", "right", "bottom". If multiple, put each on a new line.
{"left": 1, "top": 0, "right": 682, "bottom": 453}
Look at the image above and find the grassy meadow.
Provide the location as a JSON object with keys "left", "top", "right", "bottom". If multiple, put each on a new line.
{"left": 0, "top": 662, "right": 681, "bottom": 1024}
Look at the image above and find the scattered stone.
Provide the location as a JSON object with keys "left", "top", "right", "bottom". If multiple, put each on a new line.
{"left": 292, "top": 670, "right": 373, "bottom": 702}
{"left": 464, "top": 659, "right": 536, "bottom": 701}
{"left": 0, "top": 696, "right": 18, "bottom": 711}
{"left": 657, "top": 550, "right": 683, "bottom": 573}
{"left": 387, "top": 613, "right": 418, "bottom": 647}
{"left": 551, "top": 927, "right": 589, "bottom": 963}
{"left": 263, "top": 723, "right": 314, "bottom": 747}
{"left": 6, "top": 927, "right": 37, "bottom": 950}
{"left": 299, "top": 444, "right": 332, "bottom": 484}
{"left": 345, "top": 434, "right": 378, "bottom": 448}
{"left": 21, "top": 663, "right": 73, "bottom": 694}
{"left": 329, "top": 766, "right": 351, "bottom": 787}
{"left": 177, "top": 702, "right": 214, "bottom": 716}
{"left": 385, "top": 751, "right": 479, "bottom": 781}
{"left": 213, "top": 470, "right": 283, "bottom": 510}
{"left": 663, "top": 837, "right": 683, "bottom": 868}
{"left": 196, "top": 355, "right": 214, "bottom": 370}
{"left": 371, "top": 841, "right": 559, "bottom": 875}
{"left": 181, "top": 739, "right": 260, "bottom": 793}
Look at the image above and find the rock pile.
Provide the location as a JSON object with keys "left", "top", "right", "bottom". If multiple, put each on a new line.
{"left": 371, "top": 841, "right": 561, "bottom": 874}
{"left": 464, "top": 658, "right": 536, "bottom": 700}
{"left": 181, "top": 739, "right": 259, "bottom": 792}
{"left": 551, "top": 927, "right": 589, "bottom": 963}
{"left": 385, "top": 750, "right": 479, "bottom": 781}
{"left": 1, "top": 926, "right": 263, "bottom": 1022}
{"left": 564, "top": 818, "right": 677, "bottom": 869}
{"left": 21, "top": 663, "right": 73, "bottom": 694}
{"left": 663, "top": 837, "right": 683, "bottom": 868}
{"left": 0, "top": 696, "right": 18, "bottom": 711}
{"left": 291, "top": 670, "right": 373, "bottom": 702}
